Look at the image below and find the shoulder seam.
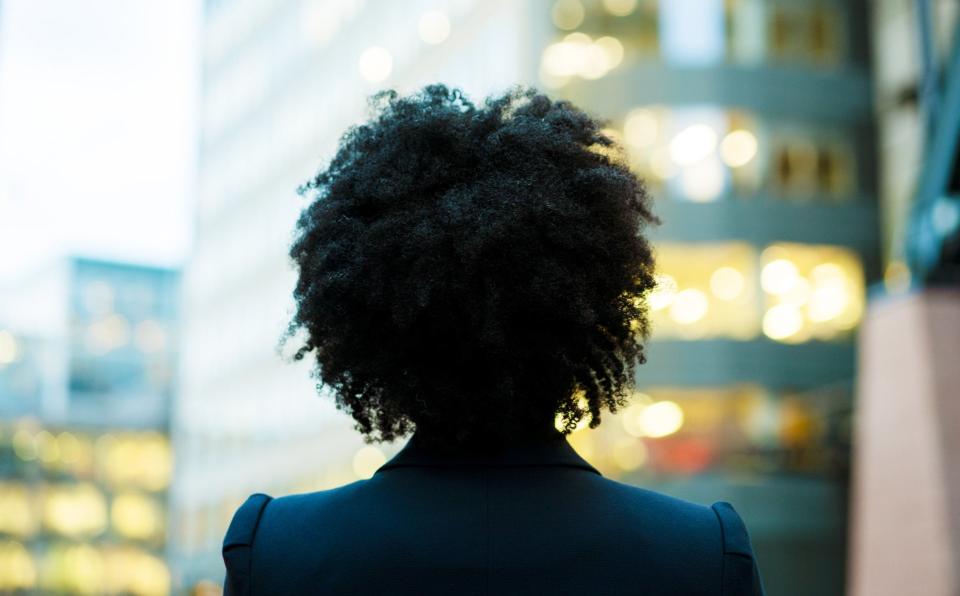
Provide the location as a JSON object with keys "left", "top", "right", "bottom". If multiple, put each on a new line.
{"left": 712, "top": 503, "right": 726, "bottom": 596}
{"left": 711, "top": 501, "right": 753, "bottom": 556}
{"left": 222, "top": 493, "right": 273, "bottom": 596}
{"left": 223, "top": 493, "right": 273, "bottom": 550}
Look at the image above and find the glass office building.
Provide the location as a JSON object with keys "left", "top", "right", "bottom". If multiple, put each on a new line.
{"left": 0, "top": 257, "right": 179, "bottom": 594}
{"left": 176, "top": 0, "right": 547, "bottom": 589}
{"left": 542, "top": 1, "right": 878, "bottom": 595}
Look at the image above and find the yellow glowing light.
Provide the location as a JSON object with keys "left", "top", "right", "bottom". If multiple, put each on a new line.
{"left": 352, "top": 446, "right": 386, "bottom": 479}
{"left": 0, "top": 484, "right": 37, "bottom": 537}
{"left": 623, "top": 108, "right": 658, "bottom": 148}
{"left": 358, "top": 46, "right": 393, "bottom": 82}
{"left": 763, "top": 304, "right": 804, "bottom": 340}
{"left": 810, "top": 262, "right": 846, "bottom": 288}
{"left": 883, "top": 260, "right": 911, "bottom": 294}
{"left": 669, "top": 289, "right": 709, "bottom": 324}
{"left": 35, "top": 430, "right": 60, "bottom": 464}
{"left": 140, "top": 435, "right": 173, "bottom": 491}
{"left": 620, "top": 396, "right": 652, "bottom": 437}
{"left": 602, "top": 0, "right": 638, "bottom": 16}
{"left": 779, "top": 277, "right": 811, "bottom": 306}
{"left": 111, "top": 493, "right": 161, "bottom": 540}
{"left": 710, "top": 267, "right": 745, "bottom": 300}
{"left": 95, "top": 433, "right": 116, "bottom": 458}
{"left": 541, "top": 42, "right": 581, "bottom": 77}
{"left": 48, "top": 543, "right": 102, "bottom": 592}
{"left": 612, "top": 439, "right": 647, "bottom": 470}
{"left": 720, "top": 129, "right": 758, "bottom": 167}
{"left": 138, "top": 433, "right": 173, "bottom": 490}
{"left": 680, "top": 158, "right": 725, "bottom": 202}
{"left": 57, "top": 432, "right": 82, "bottom": 464}
{"left": 640, "top": 401, "right": 684, "bottom": 438}
{"left": 0, "top": 331, "right": 18, "bottom": 365}
{"left": 101, "top": 434, "right": 172, "bottom": 491}
{"left": 566, "top": 429, "right": 595, "bottom": 460}
{"left": 579, "top": 42, "right": 611, "bottom": 79}
{"left": 594, "top": 36, "right": 624, "bottom": 70}
{"left": 806, "top": 262, "right": 850, "bottom": 321}
{"left": 43, "top": 483, "right": 107, "bottom": 538}
{"left": 761, "top": 259, "right": 800, "bottom": 295}
{"left": 669, "top": 124, "right": 718, "bottom": 166}
{"left": 647, "top": 274, "right": 678, "bottom": 310}
{"left": 0, "top": 540, "right": 36, "bottom": 590}
{"left": 563, "top": 32, "right": 591, "bottom": 44}
{"left": 103, "top": 547, "right": 170, "bottom": 596}
{"left": 417, "top": 10, "right": 450, "bottom": 45}
{"left": 543, "top": 33, "right": 619, "bottom": 81}
{"left": 807, "top": 285, "right": 849, "bottom": 322}
{"left": 552, "top": 0, "right": 585, "bottom": 30}
{"left": 12, "top": 430, "right": 36, "bottom": 461}
{"left": 554, "top": 413, "right": 565, "bottom": 432}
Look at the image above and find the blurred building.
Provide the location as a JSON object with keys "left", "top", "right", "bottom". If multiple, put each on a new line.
{"left": 174, "top": 0, "right": 550, "bottom": 589}
{"left": 849, "top": 2, "right": 960, "bottom": 595}
{"left": 0, "top": 256, "right": 179, "bottom": 594}
{"left": 537, "top": 1, "right": 878, "bottom": 595}
{"left": 870, "top": 0, "right": 960, "bottom": 285}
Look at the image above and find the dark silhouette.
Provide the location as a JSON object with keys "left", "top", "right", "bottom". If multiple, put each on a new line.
{"left": 223, "top": 85, "right": 765, "bottom": 595}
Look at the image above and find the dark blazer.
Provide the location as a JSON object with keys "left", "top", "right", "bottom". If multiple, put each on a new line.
{"left": 223, "top": 432, "right": 765, "bottom": 595}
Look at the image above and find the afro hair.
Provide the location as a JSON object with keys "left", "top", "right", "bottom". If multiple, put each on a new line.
{"left": 280, "top": 84, "right": 659, "bottom": 448}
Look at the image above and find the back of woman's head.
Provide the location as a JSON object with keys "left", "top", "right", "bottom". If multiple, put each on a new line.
{"left": 282, "top": 84, "right": 659, "bottom": 448}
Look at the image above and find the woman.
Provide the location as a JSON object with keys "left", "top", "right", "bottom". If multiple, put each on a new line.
{"left": 222, "top": 85, "right": 765, "bottom": 595}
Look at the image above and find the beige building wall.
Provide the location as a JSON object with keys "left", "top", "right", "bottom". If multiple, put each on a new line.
{"left": 849, "top": 290, "right": 960, "bottom": 596}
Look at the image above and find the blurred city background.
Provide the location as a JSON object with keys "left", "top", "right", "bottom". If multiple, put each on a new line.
{"left": 1, "top": 0, "right": 958, "bottom": 594}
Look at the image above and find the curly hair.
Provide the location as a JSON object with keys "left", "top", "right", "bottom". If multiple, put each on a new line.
{"left": 280, "top": 84, "right": 659, "bottom": 448}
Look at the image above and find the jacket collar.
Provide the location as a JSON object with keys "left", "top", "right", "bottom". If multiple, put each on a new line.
{"left": 374, "top": 430, "right": 601, "bottom": 476}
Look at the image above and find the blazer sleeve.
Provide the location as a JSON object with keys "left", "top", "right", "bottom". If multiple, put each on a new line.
{"left": 222, "top": 493, "right": 273, "bottom": 596}
{"left": 711, "top": 501, "right": 766, "bottom": 596}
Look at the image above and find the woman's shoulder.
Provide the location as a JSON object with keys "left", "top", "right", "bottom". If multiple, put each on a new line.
{"left": 584, "top": 477, "right": 764, "bottom": 581}
{"left": 224, "top": 479, "right": 371, "bottom": 539}
{"left": 221, "top": 493, "right": 273, "bottom": 596}
{"left": 221, "top": 482, "right": 374, "bottom": 594}
{"left": 587, "top": 474, "right": 722, "bottom": 523}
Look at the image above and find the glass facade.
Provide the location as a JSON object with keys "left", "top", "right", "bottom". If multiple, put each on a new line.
{"left": 175, "top": 0, "right": 547, "bottom": 589}
{"left": 0, "top": 258, "right": 178, "bottom": 594}
{"left": 612, "top": 105, "right": 860, "bottom": 203}
{"left": 0, "top": 426, "right": 171, "bottom": 594}
{"left": 542, "top": 1, "right": 877, "bottom": 594}
{"left": 545, "top": 0, "right": 856, "bottom": 69}
{"left": 644, "top": 240, "right": 866, "bottom": 343}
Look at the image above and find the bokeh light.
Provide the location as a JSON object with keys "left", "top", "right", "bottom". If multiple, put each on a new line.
{"left": 720, "top": 129, "right": 759, "bottom": 167}
{"left": 418, "top": 11, "right": 451, "bottom": 45}
{"left": 639, "top": 401, "right": 685, "bottom": 438}
{"left": 669, "top": 124, "right": 718, "bottom": 165}
{"left": 358, "top": 46, "right": 393, "bottom": 82}
{"left": 602, "top": 0, "right": 638, "bottom": 17}
{"left": 551, "top": 0, "right": 584, "bottom": 30}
